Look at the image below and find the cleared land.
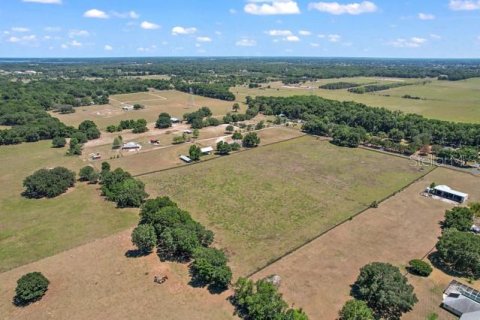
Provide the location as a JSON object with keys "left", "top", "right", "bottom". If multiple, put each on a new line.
{"left": 141, "top": 136, "right": 430, "bottom": 275}
{"left": 0, "top": 141, "right": 138, "bottom": 272}
{"left": 0, "top": 229, "right": 234, "bottom": 320}
{"left": 53, "top": 89, "right": 238, "bottom": 129}
{"left": 253, "top": 168, "right": 480, "bottom": 320}
{"left": 86, "top": 126, "right": 304, "bottom": 176}
{"left": 232, "top": 77, "right": 480, "bottom": 123}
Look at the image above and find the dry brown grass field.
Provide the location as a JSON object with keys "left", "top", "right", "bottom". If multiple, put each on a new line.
{"left": 53, "top": 89, "right": 239, "bottom": 129}
{"left": 141, "top": 137, "right": 430, "bottom": 276}
{"left": 253, "top": 168, "right": 480, "bottom": 320}
{"left": 0, "top": 229, "right": 235, "bottom": 320}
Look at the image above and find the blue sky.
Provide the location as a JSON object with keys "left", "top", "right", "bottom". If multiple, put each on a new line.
{"left": 0, "top": 0, "right": 479, "bottom": 58}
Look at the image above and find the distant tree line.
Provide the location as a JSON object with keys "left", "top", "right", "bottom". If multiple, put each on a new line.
{"left": 319, "top": 82, "right": 361, "bottom": 90}
{"left": 247, "top": 95, "right": 480, "bottom": 148}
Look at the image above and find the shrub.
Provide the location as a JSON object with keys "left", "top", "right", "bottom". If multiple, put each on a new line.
{"left": 172, "top": 134, "right": 186, "bottom": 144}
{"left": 217, "top": 141, "right": 232, "bottom": 155}
{"left": 242, "top": 132, "right": 260, "bottom": 148}
{"left": 78, "top": 120, "right": 101, "bottom": 140}
{"left": 408, "top": 259, "right": 432, "bottom": 277}
{"left": 232, "top": 131, "right": 243, "bottom": 140}
{"left": 51, "top": 136, "right": 66, "bottom": 148}
{"left": 189, "top": 145, "right": 202, "bottom": 161}
{"left": 79, "top": 166, "right": 99, "bottom": 183}
{"left": 339, "top": 299, "right": 374, "bottom": 320}
{"left": 226, "top": 125, "right": 235, "bottom": 133}
{"left": 14, "top": 272, "right": 50, "bottom": 306}
{"left": 191, "top": 247, "right": 232, "bottom": 290}
{"left": 231, "top": 142, "right": 241, "bottom": 151}
{"left": 133, "top": 103, "right": 145, "bottom": 110}
{"left": 131, "top": 224, "right": 156, "bottom": 253}
{"left": 22, "top": 167, "right": 75, "bottom": 198}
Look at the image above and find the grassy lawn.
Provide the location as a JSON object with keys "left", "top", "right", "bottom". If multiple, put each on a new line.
{"left": 53, "top": 90, "right": 237, "bottom": 129}
{"left": 231, "top": 77, "right": 480, "bottom": 123}
{"left": 141, "top": 136, "right": 430, "bottom": 275}
{"left": 0, "top": 141, "right": 138, "bottom": 272}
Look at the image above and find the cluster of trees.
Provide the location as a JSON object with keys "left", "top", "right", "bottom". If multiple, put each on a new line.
{"left": 14, "top": 272, "right": 50, "bottom": 306}
{"left": 247, "top": 95, "right": 480, "bottom": 148}
{"left": 79, "top": 166, "right": 100, "bottom": 184}
{"left": 216, "top": 141, "right": 241, "bottom": 155}
{"left": 232, "top": 277, "right": 309, "bottom": 320}
{"left": 107, "top": 119, "right": 148, "bottom": 134}
{"left": 65, "top": 120, "right": 101, "bottom": 156}
{"left": 22, "top": 167, "right": 75, "bottom": 199}
{"left": 347, "top": 262, "right": 418, "bottom": 320}
{"left": 435, "top": 206, "right": 480, "bottom": 279}
{"left": 183, "top": 107, "right": 221, "bottom": 129}
{"left": 131, "top": 197, "right": 232, "bottom": 290}
{"left": 319, "top": 82, "right": 361, "bottom": 90}
{"left": 155, "top": 112, "right": 172, "bottom": 129}
{"left": 176, "top": 82, "right": 235, "bottom": 101}
{"left": 348, "top": 82, "right": 413, "bottom": 94}
{"left": 242, "top": 132, "right": 261, "bottom": 148}
{"left": 100, "top": 165, "right": 148, "bottom": 208}
{"left": 437, "top": 147, "right": 479, "bottom": 167}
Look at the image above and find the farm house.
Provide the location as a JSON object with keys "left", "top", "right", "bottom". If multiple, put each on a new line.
{"left": 427, "top": 185, "right": 469, "bottom": 203}
{"left": 442, "top": 280, "right": 480, "bottom": 319}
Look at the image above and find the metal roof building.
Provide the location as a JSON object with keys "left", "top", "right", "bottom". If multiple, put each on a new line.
{"left": 442, "top": 280, "right": 480, "bottom": 319}
{"left": 430, "top": 185, "right": 469, "bottom": 203}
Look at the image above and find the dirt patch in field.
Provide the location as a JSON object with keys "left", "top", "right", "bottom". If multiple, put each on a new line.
{"left": 0, "top": 229, "right": 235, "bottom": 320}
{"left": 252, "top": 168, "right": 479, "bottom": 320}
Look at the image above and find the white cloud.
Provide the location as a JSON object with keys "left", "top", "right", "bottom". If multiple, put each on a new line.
{"left": 69, "top": 30, "right": 89, "bottom": 38}
{"left": 430, "top": 34, "right": 442, "bottom": 40}
{"left": 8, "top": 35, "right": 37, "bottom": 43}
{"left": 11, "top": 27, "right": 30, "bottom": 33}
{"left": 61, "top": 44, "right": 68, "bottom": 49}
{"left": 44, "top": 26, "right": 61, "bottom": 32}
{"left": 137, "top": 45, "right": 157, "bottom": 53}
{"left": 449, "top": 0, "right": 480, "bottom": 11}
{"left": 244, "top": 0, "right": 301, "bottom": 15}
{"left": 229, "top": 8, "right": 237, "bottom": 14}
{"left": 266, "top": 29, "right": 293, "bottom": 36}
{"left": 22, "top": 0, "right": 61, "bottom": 4}
{"left": 196, "top": 36, "right": 212, "bottom": 42}
{"left": 328, "top": 34, "right": 341, "bottom": 42}
{"left": 140, "top": 21, "right": 160, "bottom": 30}
{"left": 418, "top": 13, "right": 435, "bottom": 20}
{"left": 236, "top": 38, "right": 257, "bottom": 47}
{"left": 310, "top": 42, "right": 320, "bottom": 47}
{"left": 285, "top": 35, "right": 300, "bottom": 42}
{"left": 104, "top": 44, "right": 113, "bottom": 51}
{"left": 69, "top": 40, "right": 82, "bottom": 47}
{"left": 83, "top": 9, "right": 109, "bottom": 19}
{"left": 299, "top": 30, "right": 312, "bottom": 36}
{"left": 389, "top": 37, "right": 427, "bottom": 48}
{"left": 308, "top": 1, "right": 377, "bottom": 15}
{"left": 112, "top": 11, "right": 140, "bottom": 19}
{"left": 171, "top": 26, "right": 197, "bottom": 35}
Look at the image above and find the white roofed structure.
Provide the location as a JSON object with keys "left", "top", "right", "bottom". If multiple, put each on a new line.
{"left": 430, "top": 185, "right": 469, "bottom": 203}
{"left": 200, "top": 146, "right": 213, "bottom": 154}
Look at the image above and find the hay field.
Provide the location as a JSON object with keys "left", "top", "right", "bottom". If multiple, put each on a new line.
{"left": 0, "top": 141, "right": 138, "bottom": 272}
{"left": 141, "top": 136, "right": 430, "bottom": 275}
{"left": 253, "top": 168, "right": 479, "bottom": 319}
{"left": 232, "top": 77, "right": 480, "bottom": 123}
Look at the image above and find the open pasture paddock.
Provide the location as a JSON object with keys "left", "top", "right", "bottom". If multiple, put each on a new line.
{"left": 90, "top": 126, "right": 304, "bottom": 176}
{"left": 231, "top": 77, "right": 480, "bottom": 123}
{"left": 0, "top": 229, "right": 234, "bottom": 320}
{"left": 0, "top": 141, "right": 138, "bottom": 272}
{"left": 141, "top": 136, "right": 430, "bottom": 276}
{"left": 53, "top": 89, "right": 237, "bottom": 129}
{"left": 253, "top": 168, "right": 480, "bottom": 320}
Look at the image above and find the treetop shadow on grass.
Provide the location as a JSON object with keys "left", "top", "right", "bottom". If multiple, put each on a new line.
{"left": 427, "top": 251, "right": 472, "bottom": 279}
{"left": 187, "top": 266, "right": 228, "bottom": 295}
{"left": 124, "top": 249, "right": 151, "bottom": 258}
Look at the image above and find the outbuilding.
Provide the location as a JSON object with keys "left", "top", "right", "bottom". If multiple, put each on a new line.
{"left": 428, "top": 185, "right": 469, "bottom": 203}
{"left": 200, "top": 146, "right": 213, "bottom": 155}
{"left": 122, "top": 104, "right": 134, "bottom": 111}
{"left": 122, "top": 142, "right": 141, "bottom": 150}
{"left": 180, "top": 155, "right": 192, "bottom": 163}
{"left": 171, "top": 117, "right": 180, "bottom": 123}
{"left": 442, "top": 280, "right": 480, "bottom": 319}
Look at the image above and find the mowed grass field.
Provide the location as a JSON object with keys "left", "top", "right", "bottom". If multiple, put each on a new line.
{"left": 0, "top": 141, "right": 138, "bottom": 272}
{"left": 231, "top": 77, "right": 480, "bottom": 123}
{"left": 253, "top": 168, "right": 480, "bottom": 320}
{"left": 141, "top": 136, "right": 431, "bottom": 275}
{"left": 53, "top": 89, "right": 239, "bottom": 129}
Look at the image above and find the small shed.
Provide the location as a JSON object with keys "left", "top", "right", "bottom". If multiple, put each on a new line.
{"left": 122, "top": 104, "right": 134, "bottom": 111}
{"left": 171, "top": 117, "right": 180, "bottom": 123}
{"left": 180, "top": 155, "right": 192, "bottom": 163}
{"left": 200, "top": 146, "right": 213, "bottom": 155}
